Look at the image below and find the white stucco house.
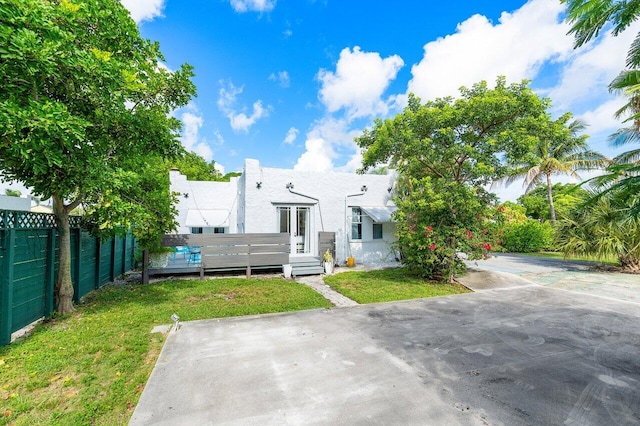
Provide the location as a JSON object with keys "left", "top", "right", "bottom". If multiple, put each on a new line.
{"left": 0, "top": 194, "right": 31, "bottom": 211}
{"left": 169, "top": 159, "right": 399, "bottom": 266}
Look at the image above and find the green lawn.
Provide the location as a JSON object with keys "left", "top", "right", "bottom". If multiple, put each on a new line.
{"left": 0, "top": 278, "right": 331, "bottom": 425}
{"left": 324, "top": 268, "right": 469, "bottom": 304}
{"left": 518, "top": 251, "right": 618, "bottom": 264}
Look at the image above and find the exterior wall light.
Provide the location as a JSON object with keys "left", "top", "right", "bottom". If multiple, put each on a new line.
{"left": 361, "top": 185, "right": 368, "bottom": 192}
{"left": 286, "top": 182, "right": 294, "bottom": 189}
{"left": 256, "top": 182, "right": 262, "bottom": 189}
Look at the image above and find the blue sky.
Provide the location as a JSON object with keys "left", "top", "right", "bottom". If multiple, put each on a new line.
{"left": 4, "top": 0, "right": 639, "bottom": 201}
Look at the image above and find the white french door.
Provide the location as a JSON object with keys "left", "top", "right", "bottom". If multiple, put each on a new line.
{"left": 277, "top": 206, "right": 311, "bottom": 255}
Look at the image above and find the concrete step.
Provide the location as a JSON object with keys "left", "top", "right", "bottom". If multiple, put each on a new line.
{"left": 292, "top": 265, "right": 325, "bottom": 276}
{"left": 291, "top": 261, "right": 322, "bottom": 268}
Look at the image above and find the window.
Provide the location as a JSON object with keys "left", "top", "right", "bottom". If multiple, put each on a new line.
{"left": 277, "top": 207, "right": 290, "bottom": 233}
{"left": 373, "top": 223, "right": 383, "bottom": 239}
{"left": 191, "top": 227, "right": 203, "bottom": 234}
{"left": 351, "top": 207, "right": 362, "bottom": 240}
{"left": 214, "top": 227, "right": 225, "bottom": 234}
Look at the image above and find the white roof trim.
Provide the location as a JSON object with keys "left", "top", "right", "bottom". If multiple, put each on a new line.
{"left": 360, "top": 206, "right": 397, "bottom": 223}
{"left": 185, "top": 209, "right": 230, "bottom": 227}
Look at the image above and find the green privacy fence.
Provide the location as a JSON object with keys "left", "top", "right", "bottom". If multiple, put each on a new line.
{"left": 0, "top": 210, "right": 136, "bottom": 345}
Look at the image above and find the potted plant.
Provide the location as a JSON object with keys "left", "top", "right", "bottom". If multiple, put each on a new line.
{"left": 148, "top": 245, "right": 174, "bottom": 269}
{"left": 323, "top": 249, "right": 334, "bottom": 275}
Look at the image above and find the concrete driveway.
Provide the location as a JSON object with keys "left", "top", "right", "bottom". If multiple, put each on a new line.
{"left": 130, "top": 275, "right": 640, "bottom": 425}
{"left": 467, "top": 253, "right": 640, "bottom": 304}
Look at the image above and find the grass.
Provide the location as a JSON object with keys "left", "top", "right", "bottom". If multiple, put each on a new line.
{"left": 0, "top": 277, "right": 331, "bottom": 425}
{"left": 324, "top": 267, "right": 469, "bottom": 304}
{"left": 517, "top": 251, "right": 618, "bottom": 264}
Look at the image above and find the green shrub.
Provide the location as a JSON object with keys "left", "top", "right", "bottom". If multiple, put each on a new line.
{"left": 502, "top": 219, "right": 554, "bottom": 252}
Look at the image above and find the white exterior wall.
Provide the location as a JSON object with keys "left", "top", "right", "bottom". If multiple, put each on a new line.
{"left": 242, "top": 159, "right": 397, "bottom": 265}
{"left": 169, "top": 160, "right": 398, "bottom": 265}
{"left": 0, "top": 195, "right": 31, "bottom": 211}
{"left": 169, "top": 170, "right": 239, "bottom": 234}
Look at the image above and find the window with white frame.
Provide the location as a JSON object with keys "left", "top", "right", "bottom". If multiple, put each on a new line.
{"left": 351, "top": 207, "right": 362, "bottom": 240}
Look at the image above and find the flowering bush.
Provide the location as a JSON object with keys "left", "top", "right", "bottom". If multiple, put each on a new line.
{"left": 394, "top": 177, "right": 502, "bottom": 282}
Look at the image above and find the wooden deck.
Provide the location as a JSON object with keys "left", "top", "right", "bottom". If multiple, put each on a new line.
{"left": 144, "top": 232, "right": 334, "bottom": 281}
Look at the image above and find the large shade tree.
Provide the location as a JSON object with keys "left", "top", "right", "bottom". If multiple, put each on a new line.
{"left": 0, "top": 0, "right": 196, "bottom": 314}
{"left": 498, "top": 114, "right": 607, "bottom": 225}
{"left": 356, "top": 78, "right": 550, "bottom": 281}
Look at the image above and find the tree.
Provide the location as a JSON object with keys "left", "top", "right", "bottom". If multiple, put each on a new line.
{"left": 170, "top": 151, "right": 222, "bottom": 181}
{"left": 0, "top": 0, "right": 196, "bottom": 314}
{"left": 562, "top": 1, "right": 640, "bottom": 57}
{"left": 356, "top": 77, "right": 549, "bottom": 281}
{"left": 518, "top": 183, "right": 589, "bottom": 222}
{"left": 563, "top": 0, "right": 640, "bottom": 216}
{"left": 4, "top": 189, "right": 21, "bottom": 197}
{"left": 499, "top": 114, "right": 607, "bottom": 224}
{"left": 558, "top": 189, "right": 640, "bottom": 272}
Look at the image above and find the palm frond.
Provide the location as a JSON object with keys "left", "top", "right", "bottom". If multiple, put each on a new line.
{"left": 608, "top": 127, "right": 640, "bottom": 146}
{"left": 627, "top": 31, "right": 640, "bottom": 67}
{"left": 613, "top": 147, "right": 640, "bottom": 163}
{"left": 564, "top": 0, "right": 618, "bottom": 48}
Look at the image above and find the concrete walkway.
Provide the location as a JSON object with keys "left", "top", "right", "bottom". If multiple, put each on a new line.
{"left": 296, "top": 274, "right": 358, "bottom": 307}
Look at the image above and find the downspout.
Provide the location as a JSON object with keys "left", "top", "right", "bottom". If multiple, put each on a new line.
{"left": 344, "top": 188, "right": 367, "bottom": 263}
{"left": 286, "top": 185, "right": 324, "bottom": 231}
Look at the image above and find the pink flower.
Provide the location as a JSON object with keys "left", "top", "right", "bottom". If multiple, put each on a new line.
{"left": 428, "top": 243, "right": 437, "bottom": 251}
{"left": 482, "top": 243, "right": 492, "bottom": 251}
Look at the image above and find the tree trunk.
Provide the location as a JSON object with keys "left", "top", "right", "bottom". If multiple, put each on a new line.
{"left": 546, "top": 173, "right": 556, "bottom": 225}
{"left": 53, "top": 195, "right": 75, "bottom": 315}
{"left": 619, "top": 253, "right": 640, "bottom": 273}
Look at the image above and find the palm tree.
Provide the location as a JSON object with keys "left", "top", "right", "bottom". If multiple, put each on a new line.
{"left": 557, "top": 189, "right": 640, "bottom": 272}
{"left": 564, "top": 0, "right": 640, "bottom": 152}
{"left": 500, "top": 113, "right": 608, "bottom": 225}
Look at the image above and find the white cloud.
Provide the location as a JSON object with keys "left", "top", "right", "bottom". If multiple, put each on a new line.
{"left": 180, "top": 110, "right": 214, "bottom": 162}
{"left": 213, "top": 130, "right": 225, "bottom": 146}
{"left": 408, "top": 0, "right": 572, "bottom": 100}
{"left": 119, "top": 0, "right": 165, "bottom": 23}
{"left": 283, "top": 127, "right": 299, "bottom": 144}
{"left": 293, "top": 138, "right": 335, "bottom": 172}
{"left": 269, "top": 71, "right": 290, "bottom": 87}
{"left": 217, "top": 81, "right": 269, "bottom": 133}
{"left": 293, "top": 118, "right": 362, "bottom": 171}
{"left": 317, "top": 46, "right": 404, "bottom": 120}
{"left": 214, "top": 163, "right": 226, "bottom": 175}
{"left": 578, "top": 98, "right": 626, "bottom": 135}
{"left": 546, "top": 21, "right": 640, "bottom": 110}
{"left": 229, "top": 0, "right": 276, "bottom": 13}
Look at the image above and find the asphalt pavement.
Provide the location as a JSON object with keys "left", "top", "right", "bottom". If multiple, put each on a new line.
{"left": 130, "top": 267, "right": 640, "bottom": 425}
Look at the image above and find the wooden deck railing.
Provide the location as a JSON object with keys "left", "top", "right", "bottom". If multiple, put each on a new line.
{"left": 143, "top": 233, "right": 290, "bottom": 282}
